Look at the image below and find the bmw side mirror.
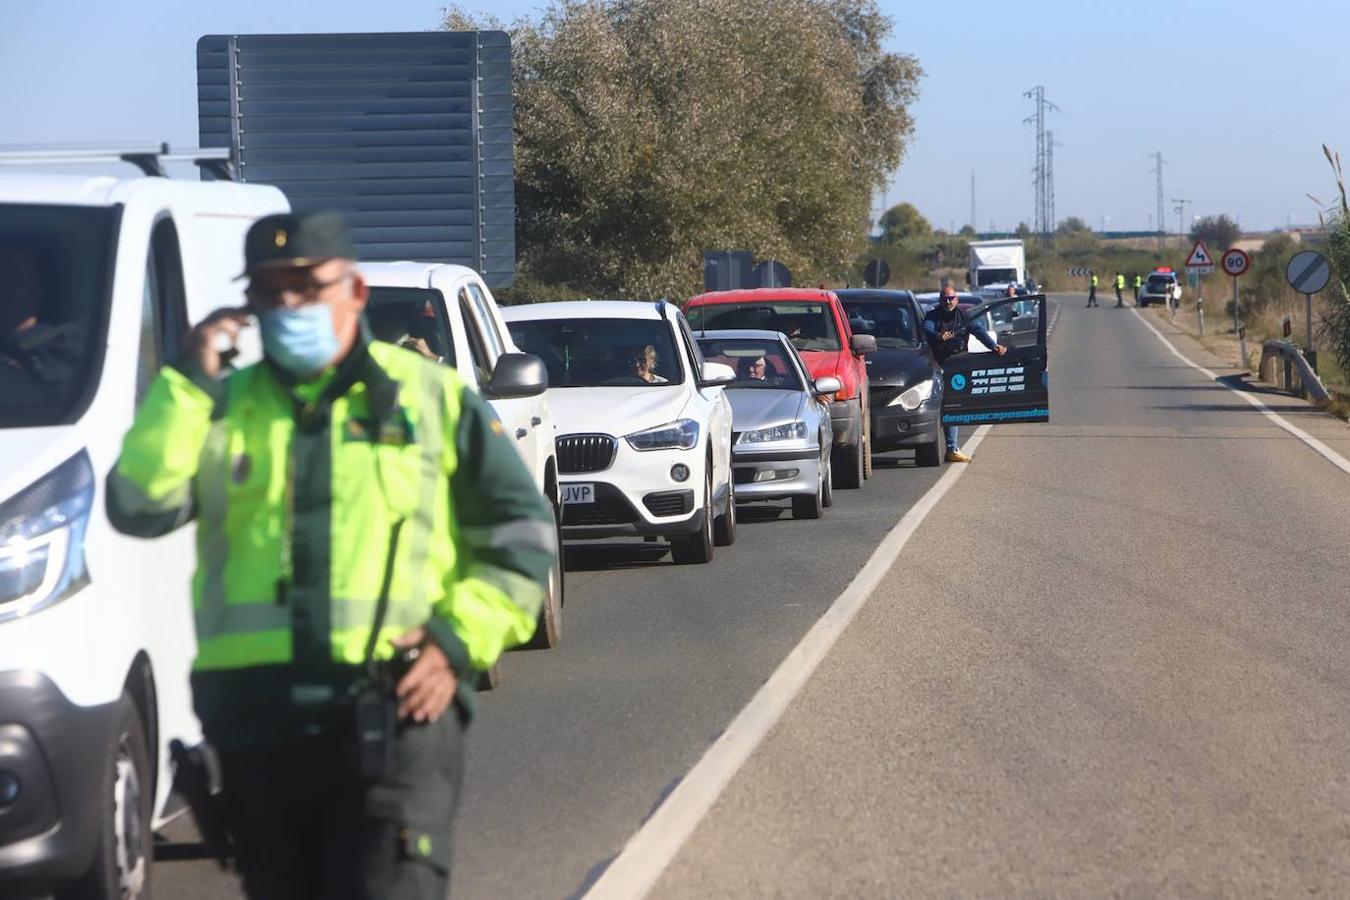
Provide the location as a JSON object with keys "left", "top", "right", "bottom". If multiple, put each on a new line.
{"left": 485, "top": 352, "right": 548, "bottom": 399}
{"left": 850, "top": 334, "right": 877, "bottom": 356}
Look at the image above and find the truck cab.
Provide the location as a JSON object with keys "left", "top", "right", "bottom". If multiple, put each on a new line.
{"left": 0, "top": 150, "right": 287, "bottom": 898}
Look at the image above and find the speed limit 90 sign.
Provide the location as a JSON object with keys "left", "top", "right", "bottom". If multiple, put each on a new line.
{"left": 1221, "top": 248, "right": 1251, "bottom": 277}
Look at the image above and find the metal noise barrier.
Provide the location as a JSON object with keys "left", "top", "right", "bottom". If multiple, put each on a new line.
{"left": 1258, "top": 340, "right": 1330, "bottom": 403}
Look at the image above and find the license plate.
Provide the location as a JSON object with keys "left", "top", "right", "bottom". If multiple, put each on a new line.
{"left": 562, "top": 484, "right": 595, "bottom": 505}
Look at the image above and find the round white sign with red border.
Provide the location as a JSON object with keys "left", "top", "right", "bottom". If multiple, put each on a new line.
{"left": 1221, "top": 248, "right": 1251, "bottom": 277}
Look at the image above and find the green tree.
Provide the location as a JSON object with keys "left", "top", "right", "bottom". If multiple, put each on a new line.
{"left": 1015, "top": 221, "right": 1032, "bottom": 238}
{"left": 1056, "top": 216, "right": 1090, "bottom": 235}
{"left": 1190, "top": 214, "right": 1241, "bottom": 252}
{"left": 878, "top": 202, "right": 931, "bottom": 243}
{"left": 1320, "top": 146, "right": 1350, "bottom": 377}
{"left": 958, "top": 224, "right": 976, "bottom": 237}
{"left": 444, "top": 0, "right": 922, "bottom": 298}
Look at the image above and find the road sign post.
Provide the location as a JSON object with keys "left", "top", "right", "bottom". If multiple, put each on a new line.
{"left": 1285, "top": 250, "right": 1330, "bottom": 372}
{"left": 1222, "top": 248, "right": 1251, "bottom": 369}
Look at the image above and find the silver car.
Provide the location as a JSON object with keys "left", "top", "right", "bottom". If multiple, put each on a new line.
{"left": 694, "top": 329, "right": 838, "bottom": 519}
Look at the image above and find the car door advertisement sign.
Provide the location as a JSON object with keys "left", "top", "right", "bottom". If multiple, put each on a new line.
{"left": 940, "top": 295, "right": 1050, "bottom": 425}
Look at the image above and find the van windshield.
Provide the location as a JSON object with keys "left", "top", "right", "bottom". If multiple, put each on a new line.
{"left": 975, "top": 268, "right": 1019, "bottom": 286}
{"left": 1, "top": 205, "right": 119, "bottom": 429}
{"left": 366, "top": 286, "right": 457, "bottom": 366}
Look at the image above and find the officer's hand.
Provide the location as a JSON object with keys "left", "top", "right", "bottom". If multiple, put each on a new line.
{"left": 191, "top": 307, "right": 252, "bottom": 378}
{"left": 391, "top": 627, "right": 458, "bottom": 723}
{"left": 995, "top": 345, "right": 1008, "bottom": 356}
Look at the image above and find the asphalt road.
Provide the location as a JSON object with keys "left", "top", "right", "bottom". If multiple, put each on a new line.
{"left": 655, "top": 297, "right": 1350, "bottom": 896}
{"left": 154, "top": 294, "right": 1350, "bottom": 898}
{"left": 151, "top": 327, "right": 970, "bottom": 898}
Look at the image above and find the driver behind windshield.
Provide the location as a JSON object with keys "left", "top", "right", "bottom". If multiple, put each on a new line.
{"left": 0, "top": 246, "right": 81, "bottom": 396}
{"left": 621, "top": 344, "right": 668, "bottom": 383}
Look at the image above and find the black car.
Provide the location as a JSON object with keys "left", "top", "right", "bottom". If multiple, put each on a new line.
{"left": 836, "top": 289, "right": 944, "bottom": 467}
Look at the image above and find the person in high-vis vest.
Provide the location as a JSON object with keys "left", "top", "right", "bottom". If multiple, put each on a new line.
{"left": 106, "top": 211, "right": 554, "bottom": 900}
{"left": 1133, "top": 273, "right": 1142, "bottom": 302}
{"left": 1087, "top": 271, "right": 1099, "bottom": 308}
{"left": 1114, "top": 272, "right": 1126, "bottom": 307}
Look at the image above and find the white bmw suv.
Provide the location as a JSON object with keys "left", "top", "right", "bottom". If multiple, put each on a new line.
{"left": 502, "top": 301, "right": 737, "bottom": 564}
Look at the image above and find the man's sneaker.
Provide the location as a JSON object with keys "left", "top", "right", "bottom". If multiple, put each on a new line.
{"left": 945, "top": 449, "right": 972, "bottom": 463}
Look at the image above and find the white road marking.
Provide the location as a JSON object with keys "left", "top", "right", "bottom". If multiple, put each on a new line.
{"left": 583, "top": 425, "right": 993, "bottom": 900}
{"left": 1130, "top": 306, "right": 1350, "bottom": 476}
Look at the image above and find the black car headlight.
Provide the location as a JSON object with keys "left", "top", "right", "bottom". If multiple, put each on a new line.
{"left": 0, "top": 451, "right": 94, "bottom": 622}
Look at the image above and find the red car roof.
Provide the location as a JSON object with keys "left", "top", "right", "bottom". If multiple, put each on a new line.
{"left": 686, "top": 287, "right": 838, "bottom": 306}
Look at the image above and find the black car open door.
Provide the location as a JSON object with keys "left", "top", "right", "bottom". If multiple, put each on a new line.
{"left": 939, "top": 293, "right": 1049, "bottom": 426}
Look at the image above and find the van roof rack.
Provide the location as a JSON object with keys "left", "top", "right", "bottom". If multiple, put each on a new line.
{"left": 0, "top": 143, "right": 237, "bottom": 181}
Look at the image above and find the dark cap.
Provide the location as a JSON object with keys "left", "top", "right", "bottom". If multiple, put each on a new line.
{"left": 239, "top": 211, "right": 356, "bottom": 279}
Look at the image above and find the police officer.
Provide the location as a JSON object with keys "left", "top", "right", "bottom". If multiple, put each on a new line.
{"left": 1133, "top": 273, "right": 1142, "bottom": 302}
{"left": 106, "top": 212, "right": 554, "bottom": 899}
{"left": 923, "top": 285, "right": 1006, "bottom": 463}
{"left": 1114, "top": 272, "right": 1126, "bottom": 307}
{"left": 1087, "top": 270, "right": 1099, "bottom": 308}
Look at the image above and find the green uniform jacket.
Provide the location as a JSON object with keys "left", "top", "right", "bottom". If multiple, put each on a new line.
{"left": 106, "top": 335, "right": 554, "bottom": 750}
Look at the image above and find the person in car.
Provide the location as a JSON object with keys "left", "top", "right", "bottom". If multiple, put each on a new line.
{"left": 0, "top": 247, "right": 82, "bottom": 396}
{"left": 923, "top": 285, "right": 1007, "bottom": 464}
{"left": 623, "top": 344, "right": 668, "bottom": 383}
{"left": 738, "top": 354, "right": 768, "bottom": 381}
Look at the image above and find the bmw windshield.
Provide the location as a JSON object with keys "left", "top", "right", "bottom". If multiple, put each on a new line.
{"left": 1, "top": 205, "right": 119, "bottom": 429}
{"left": 507, "top": 317, "right": 684, "bottom": 387}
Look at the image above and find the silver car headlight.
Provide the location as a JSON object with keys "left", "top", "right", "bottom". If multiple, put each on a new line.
{"left": 889, "top": 379, "right": 934, "bottom": 410}
{"left": 737, "top": 421, "right": 808, "bottom": 444}
{"left": 0, "top": 451, "right": 95, "bottom": 623}
{"left": 625, "top": 419, "right": 700, "bottom": 451}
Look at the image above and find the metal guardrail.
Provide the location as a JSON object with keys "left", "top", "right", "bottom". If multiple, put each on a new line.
{"left": 1258, "top": 340, "right": 1330, "bottom": 403}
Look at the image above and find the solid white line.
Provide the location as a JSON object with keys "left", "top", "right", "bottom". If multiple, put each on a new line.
{"left": 1129, "top": 306, "right": 1350, "bottom": 477}
{"left": 583, "top": 424, "right": 994, "bottom": 900}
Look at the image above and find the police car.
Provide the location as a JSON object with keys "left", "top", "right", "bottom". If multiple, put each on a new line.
{"left": 1139, "top": 268, "right": 1182, "bottom": 308}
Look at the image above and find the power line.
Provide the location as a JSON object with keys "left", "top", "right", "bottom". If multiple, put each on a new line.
{"left": 1150, "top": 151, "right": 1167, "bottom": 245}
{"left": 1171, "top": 198, "right": 1192, "bottom": 238}
{"left": 1023, "top": 86, "right": 1058, "bottom": 237}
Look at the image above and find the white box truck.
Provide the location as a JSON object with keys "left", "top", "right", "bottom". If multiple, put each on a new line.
{"left": 967, "top": 239, "right": 1027, "bottom": 290}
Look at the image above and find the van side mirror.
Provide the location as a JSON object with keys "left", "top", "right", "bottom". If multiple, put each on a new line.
{"left": 485, "top": 352, "right": 548, "bottom": 399}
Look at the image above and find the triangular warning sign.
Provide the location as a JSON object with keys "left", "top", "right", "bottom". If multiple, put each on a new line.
{"left": 1186, "top": 241, "right": 1213, "bottom": 267}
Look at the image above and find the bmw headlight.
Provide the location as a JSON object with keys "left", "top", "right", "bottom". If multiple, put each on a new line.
{"left": 889, "top": 379, "right": 934, "bottom": 411}
{"left": 625, "top": 419, "right": 700, "bottom": 451}
{"left": 0, "top": 451, "right": 95, "bottom": 623}
{"left": 737, "top": 421, "right": 809, "bottom": 444}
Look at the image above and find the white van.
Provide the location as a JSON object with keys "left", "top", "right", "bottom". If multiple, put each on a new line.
{"left": 362, "top": 263, "right": 564, "bottom": 649}
{"left": 0, "top": 150, "right": 287, "bottom": 897}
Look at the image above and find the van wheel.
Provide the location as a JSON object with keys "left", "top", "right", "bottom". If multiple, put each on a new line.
{"left": 523, "top": 506, "right": 564, "bottom": 650}
{"left": 56, "top": 693, "right": 152, "bottom": 900}
{"left": 713, "top": 480, "right": 737, "bottom": 547}
{"left": 671, "top": 470, "right": 715, "bottom": 564}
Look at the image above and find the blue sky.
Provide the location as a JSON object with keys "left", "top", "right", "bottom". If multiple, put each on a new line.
{"left": 3, "top": 0, "right": 1348, "bottom": 232}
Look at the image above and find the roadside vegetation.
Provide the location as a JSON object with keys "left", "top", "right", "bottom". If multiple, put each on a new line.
{"left": 443, "top": 0, "right": 922, "bottom": 301}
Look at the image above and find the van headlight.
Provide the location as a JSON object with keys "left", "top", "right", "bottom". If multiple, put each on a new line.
{"left": 737, "top": 422, "right": 808, "bottom": 444}
{"left": 0, "top": 452, "right": 94, "bottom": 623}
{"left": 625, "top": 419, "right": 700, "bottom": 451}
{"left": 889, "top": 379, "right": 934, "bottom": 411}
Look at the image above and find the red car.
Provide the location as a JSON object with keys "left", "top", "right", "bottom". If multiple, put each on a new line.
{"left": 685, "top": 288, "right": 876, "bottom": 488}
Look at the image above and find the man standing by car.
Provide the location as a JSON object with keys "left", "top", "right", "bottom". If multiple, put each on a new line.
{"left": 1087, "top": 271, "right": 1099, "bottom": 308}
{"left": 105, "top": 211, "right": 554, "bottom": 899}
{"left": 1133, "top": 273, "right": 1142, "bottom": 303}
{"left": 923, "top": 285, "right": 1006, "bottom": 463}
{"left": 1115, "top": 272, "right": 1126, "bottom": 308}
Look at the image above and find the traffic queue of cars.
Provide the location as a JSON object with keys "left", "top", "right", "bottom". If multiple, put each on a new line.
{"left": 0, "top": 148, "right": 1049, "bottom": 897}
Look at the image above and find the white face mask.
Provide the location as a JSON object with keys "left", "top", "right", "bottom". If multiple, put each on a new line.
{"left": 259, "top": 304, "right": 341, "bottom": 375}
